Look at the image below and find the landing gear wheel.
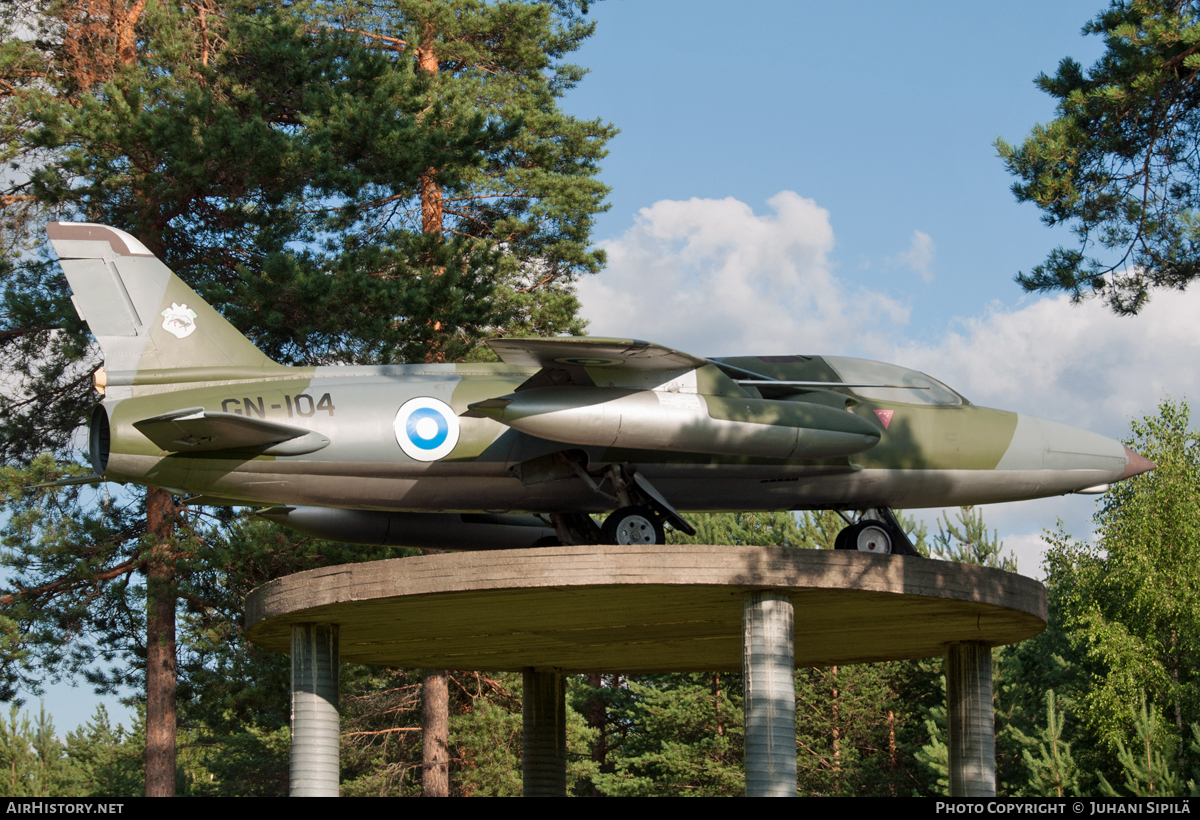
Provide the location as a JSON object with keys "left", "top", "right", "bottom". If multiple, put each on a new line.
{"left": 851, "top": 521, "right": 892, "bottom": 554}
{"left": 600, "top": 506, "right": 666, "bottom": 545}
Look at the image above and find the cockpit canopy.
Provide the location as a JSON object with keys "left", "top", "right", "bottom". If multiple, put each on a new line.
{"left": 822, "top": 356, "right": 966, "bottom": 406}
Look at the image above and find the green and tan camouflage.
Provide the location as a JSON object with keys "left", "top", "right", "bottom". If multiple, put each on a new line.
{"left": 49, "top": 222, "right": 1154, "bottom": 553}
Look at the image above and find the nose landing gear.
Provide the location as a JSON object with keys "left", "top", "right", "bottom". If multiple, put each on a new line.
{"left": 833, "top": 508, "right": 922, "bottom": 556}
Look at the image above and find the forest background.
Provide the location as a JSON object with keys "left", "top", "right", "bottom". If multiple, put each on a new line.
{"left": 2, "top": 0, "right": 1200, "bottom": 798}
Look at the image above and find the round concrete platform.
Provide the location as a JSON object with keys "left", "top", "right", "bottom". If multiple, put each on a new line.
{"left": 244, "top": 545, "right": 1047, "bottom": 672}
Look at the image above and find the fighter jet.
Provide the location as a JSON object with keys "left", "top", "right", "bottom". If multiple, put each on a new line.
{"left": 47, "top": 222, "right": 1154, "bottom": 555}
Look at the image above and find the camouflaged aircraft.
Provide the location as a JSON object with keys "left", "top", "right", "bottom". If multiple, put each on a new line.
{"left": 49, "top": 222, "right": 1155, "bottom": 555}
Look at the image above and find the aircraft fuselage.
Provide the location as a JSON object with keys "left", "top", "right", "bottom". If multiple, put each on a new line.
{"left": 94, "top": 359, "right": 1131, "bottom": 515}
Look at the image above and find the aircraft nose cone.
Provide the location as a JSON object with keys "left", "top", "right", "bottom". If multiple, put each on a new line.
{"left": 1119, "top": 446, "right": 1156, "bottom": 480}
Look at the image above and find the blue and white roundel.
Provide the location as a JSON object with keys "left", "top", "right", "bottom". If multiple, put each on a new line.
{"left": 394, "top": 397, "right": 460, "bottom": 461}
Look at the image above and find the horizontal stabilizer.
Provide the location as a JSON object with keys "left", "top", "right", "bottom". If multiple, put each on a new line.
{"left": 487, "top": 337, "right": 709, "bottom": 371}
{"left": 133, "top": 408, "right": 330, "bottom": 455}
{"left": 31, "top": 474, "right": 105, "bottom": 489}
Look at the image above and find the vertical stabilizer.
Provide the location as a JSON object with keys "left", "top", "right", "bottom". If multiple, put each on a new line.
{"left": 48, "top": 223, "right": 281, "bottom": 377}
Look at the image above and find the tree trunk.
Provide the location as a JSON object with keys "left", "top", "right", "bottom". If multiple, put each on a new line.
{"left": 887, "top": 708, "right": 897, "bottom": 796}
{"left": 417, "top": 17, "right": 445, "bottom": 344}
{"left": 1172, "top": 632, "right": 1185, "bottom": 771}
{"left": 414, "top": 30, "right": 451, "bottom": 797}
{"left": 830, "top": 665, "right": 841, "bottom": 788}
{"left": 712, "top": 671, "right": 723, "bottom": 736}
{"left": 416, "top": 18, "right": 443, "bottom": 242}
{"left": 419, "top": 167, "right": 443, "bottom": 238}
{"left": 421, "top": 670, "right": 449, "bottom": 796}
{"left": 582, "top": 673, "right": 607, "bottom": 795}
{"left": 144, "top": 487, "right": 177, "bottom": 797}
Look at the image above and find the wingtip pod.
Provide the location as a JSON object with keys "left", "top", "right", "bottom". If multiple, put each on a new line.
{"left": 1119, "top": 446, "right": 1156, "bottom": 481}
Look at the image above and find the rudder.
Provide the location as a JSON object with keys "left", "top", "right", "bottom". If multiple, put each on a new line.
{"left": 48, "top": 222, "right": 280, "bottom": 377}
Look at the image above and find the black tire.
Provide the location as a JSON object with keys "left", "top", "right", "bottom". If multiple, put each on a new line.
{"left": 834, "top": 525, "right": 854, "bottom": 550}
{"left": 600, "top": 506, "right": 666, "bottom": 545}
{"left": 530, "top": 536, "right": 562, "bottom": 548}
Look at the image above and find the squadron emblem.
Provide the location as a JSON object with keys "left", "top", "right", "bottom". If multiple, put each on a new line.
{"left": 160, "top": 303, "right": 198, "bottom": 339}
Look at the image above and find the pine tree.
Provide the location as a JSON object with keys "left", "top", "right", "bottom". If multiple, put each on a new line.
{"left": 797, "top": 661, "right": 938, "bottom": 796}
{"left": 63, "top": 705, "right": 144, "bottom": 797}
{"left": 588, "top": 673, "right": 745, "bottom": 797}
{"left": 1, "top": 0, "right": 612, "bottom": 798}
{"left": 932, "top": 506, "right": 1017, "bottom": 571}
{"left": 309, "top": 3, "right": 615, "bottom": 791}
{"left": 996, "top": 0, "right": 1200, "bottom": 313}
{"left": 914, "top": 705, "right": 950, "bottom": 795}
{"left": 669, "top": 511, "right": 812, "bottom": 547}
{"left": 0, "top": 702, "right": 78, "bottom": 797}
{"left": 1018, "top": 690, "right": 1081, "bottom": 797}
{"left": 330, "top": 0, "right": 615, "bottom": 350}
{"left": 1098, "top": 692, "right": 1186, "bottom": 797}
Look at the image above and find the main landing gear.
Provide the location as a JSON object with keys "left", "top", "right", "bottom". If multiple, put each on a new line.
{"left": 600, "top": 505, "right": 666, "bottom": 546}
{"left": 548, "top": 460, "right": 694, "bottom": 547}
{"left": 833, "top": 508, "right": 922, "bottom": 556}
{"left": 597, "top": 466, "right": 691, "bottom": 546}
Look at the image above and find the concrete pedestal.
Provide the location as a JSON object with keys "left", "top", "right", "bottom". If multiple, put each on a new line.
{"left": 522, "top": 669, "right": 567, "bottom": 796}
{"left": 946, "top": 642, "right": 995, "bottom": 797}
{"left": 743, "top": 592, "right": 797, "bottom": 797}
{"left": 290, "top": 623, "right": 340, "bottom": 797}
{"left": 244, "top": 546, "right": 1045, "bottom": 798}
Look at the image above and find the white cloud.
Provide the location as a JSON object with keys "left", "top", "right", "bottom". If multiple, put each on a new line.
{"left": 577, "top": 191, "right": 909, "bottom": 356}
{"left": 890, "top": 290, "right": 1200, "bottom": 437}
{"left": 995, "top": 532, "right": 1053, "bottom": 580}
{"left": 886, "top": 229, "right": 936, "bottom": 283}
{"left": 887, "top": 289, "right": 1200, "bottom": 565}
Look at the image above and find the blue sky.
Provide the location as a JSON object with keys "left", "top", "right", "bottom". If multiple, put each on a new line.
{"left": 564, "top": 0, "right": 1107, "bottom": 332}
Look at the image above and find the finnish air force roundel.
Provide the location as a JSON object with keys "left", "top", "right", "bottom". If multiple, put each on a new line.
{"left": 394, "top": 397, "right": 460, "bottom": 461}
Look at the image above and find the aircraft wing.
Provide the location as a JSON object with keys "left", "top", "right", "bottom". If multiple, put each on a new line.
{"left": 487, "top": 337, "right": 709, "bottom": 371}
{"left": 133, "top": 408, "right": 330, "bottom": 455}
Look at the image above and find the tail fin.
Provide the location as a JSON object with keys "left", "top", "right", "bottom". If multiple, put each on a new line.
{"left": 48, "top": 223, "right": 281, "bottom": 378}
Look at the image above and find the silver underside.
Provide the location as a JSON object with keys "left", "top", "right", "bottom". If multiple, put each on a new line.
{"left": 108, "top": 452, "right": 1121, "bottom": 513}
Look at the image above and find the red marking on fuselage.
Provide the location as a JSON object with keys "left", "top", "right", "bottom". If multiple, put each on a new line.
{"left": 874, "top": 409, "right": 893, "bottom": 429}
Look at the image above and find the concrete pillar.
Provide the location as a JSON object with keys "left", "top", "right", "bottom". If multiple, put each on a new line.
{"left": 522, "top": 668, "right": 567, "bottom": 796}
{"left": 946, "top": 642, "right": 995, "bottom": 797}
{"left": 291, "top": 623, "right": 340, "bottom": 797}
{"left": 742, "top": 591, "right": 796, "bottom": 797}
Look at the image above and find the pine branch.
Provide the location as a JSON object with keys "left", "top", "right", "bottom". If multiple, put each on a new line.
{"left": 0, "top": 556, "right": 143, "bottom": 607}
